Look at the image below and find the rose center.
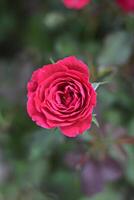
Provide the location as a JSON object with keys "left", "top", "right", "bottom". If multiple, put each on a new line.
{"left": 63, "top": 86, "right": 74, "bottom": 106}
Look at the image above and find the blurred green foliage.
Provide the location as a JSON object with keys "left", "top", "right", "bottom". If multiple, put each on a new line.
{"left": 0, "top": 0, "right": 134, "bottom": 199}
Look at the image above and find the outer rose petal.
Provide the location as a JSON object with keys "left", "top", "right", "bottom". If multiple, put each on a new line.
{"left": 29, "top": 63, "right": 68, "bottom": 85}
{"left": 60, "top": 115, "right": 92, "bottom": 137}
{"left": 63, "top": 0, "right": 91, "bottom": 10}
{"left": 57, "top": 56, "right": 90, "bottom": 80}
{"left": 27, "top": 95, "right": 50, "bottom": 128}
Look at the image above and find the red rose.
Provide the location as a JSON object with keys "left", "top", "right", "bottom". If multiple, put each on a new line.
{"left": 116, "top": 0, "right": 134, "bottom": 13}
{"left": 63, "top": 0, "right": 91, "bottom": 10}
{"left": 27, "top": 56, "right": 96, "bottom": 137}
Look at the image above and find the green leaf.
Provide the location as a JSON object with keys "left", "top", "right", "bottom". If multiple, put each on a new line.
{"left": 44, "top": 12, "right": 65, "bottom": 29}
{"left": 125, "top": 146, "right": 134, "bottom": 184}
{"left": 97, "top": 31, "right": 133, "bottom": 66}
{"left": 80, "top": 188, "right": 121, "bottom": 200}
{"left": 50, "top": 170, "right": 81, "bottom": 200}
{"left": 79, "top": 131, "right": 93, "bottom": 142}
{"left": 92, "top": 81, "right": 108, "bottom": 90}
{"left": 0, "top": 112, "right": 5, "bottom": 124}
{"left": 28, "top": 129, "right": 64, "bottom": 161}
{"left": 92, "top": 115, "right": 99, "bottom": 127}
{"left": 49, "top": 57, "right": 55, "bottom": 64}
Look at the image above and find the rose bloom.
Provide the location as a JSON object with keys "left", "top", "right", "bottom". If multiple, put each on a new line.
{"left": 116, "top": 0, "right": 134, "bottom": 13}
{"left": 27, "top": 56, "right": 96, "bottom": 137}
{"left": 63, "top": 0, "right": 91, "bottom": 10}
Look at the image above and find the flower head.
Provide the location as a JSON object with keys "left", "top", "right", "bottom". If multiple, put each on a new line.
{"left": 116, "top": 0, "right": 134, "bottom": 13}
{"left": 27, "top": 56, "right": 96, "bottom": 137}
{"left": 63, "top": 0, "right": 91, "bottom": 10}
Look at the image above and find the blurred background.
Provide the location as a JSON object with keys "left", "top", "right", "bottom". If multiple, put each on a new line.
{"left": 0, "top": 0, "right": 134, "bottom": 199}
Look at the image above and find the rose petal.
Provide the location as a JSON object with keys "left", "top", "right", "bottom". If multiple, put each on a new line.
{"left": 27, "top": 94, "right": 50, "bottom": 128}
{"left": 63, "top": 0, "right": 91, "bottom": 10}
{"left": 57, "top": 56, "right": 90, "bottom": 80}
{"left": 116, "top": 0, "right": 134, "bottom": 12}
{"left": 60, "top": 115, "right": 92, "bottom": 137}
{"left": 28, "top": 63, "right": 68, "bottom": 85}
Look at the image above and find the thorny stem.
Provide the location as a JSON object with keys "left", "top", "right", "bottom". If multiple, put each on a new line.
{"left": 117, "top": 136, "right": 134, "bottom": 145}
